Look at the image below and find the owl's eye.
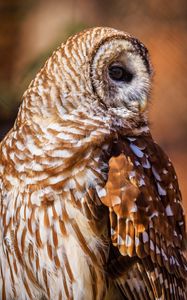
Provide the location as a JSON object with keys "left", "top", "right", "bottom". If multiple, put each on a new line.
{"left": 108, "top": 65, "right": 133, "bottom": 83}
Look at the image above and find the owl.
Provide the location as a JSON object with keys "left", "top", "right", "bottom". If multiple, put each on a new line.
{"left": 0, "top": 27, "right": 186, "bottom": 300}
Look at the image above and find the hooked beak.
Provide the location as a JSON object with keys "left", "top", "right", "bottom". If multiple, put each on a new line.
{"left": 139, "top": 96, "right": 148, "bottom": 113}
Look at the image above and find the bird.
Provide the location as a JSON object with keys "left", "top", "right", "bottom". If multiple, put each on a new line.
{"left": 0, "top": 26, "right": 186, "bottom": 300}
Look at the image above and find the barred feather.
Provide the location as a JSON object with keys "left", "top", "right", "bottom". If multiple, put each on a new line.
{"left": 0, "top": 27, "right": 186, "bottom": 299}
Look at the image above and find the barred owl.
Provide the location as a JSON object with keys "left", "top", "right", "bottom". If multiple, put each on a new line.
{"left": 0, "top": 27, "right": 186, "bottom": 300}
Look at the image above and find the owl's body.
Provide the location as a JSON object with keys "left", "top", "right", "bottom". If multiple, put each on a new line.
{"left": 0, "top": 27, "right": 186, "bottom": 299}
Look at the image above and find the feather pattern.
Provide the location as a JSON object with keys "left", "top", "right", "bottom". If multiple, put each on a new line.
{"left": 0, "top": 27, "right": 186, "bottom": 299}
{"left": 101, "top": 134, "right": 187, "bottom": 299}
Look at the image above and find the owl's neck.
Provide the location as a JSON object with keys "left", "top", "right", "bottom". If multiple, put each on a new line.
{"left": 0, "top": 103, "right": 150, "bottom": 191}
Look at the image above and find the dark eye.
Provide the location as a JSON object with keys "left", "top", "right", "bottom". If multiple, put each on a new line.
{"left": 108, "top": 65, "right": 133, "bottom": 83}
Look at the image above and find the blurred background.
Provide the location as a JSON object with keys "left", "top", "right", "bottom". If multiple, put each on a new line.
{"left": 0, "top": 0, "right": 187, "bottom": 213}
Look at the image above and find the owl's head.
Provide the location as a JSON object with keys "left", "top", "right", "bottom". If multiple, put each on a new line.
{"left": 18, "top": 27, "right": 153, "bottom": 132}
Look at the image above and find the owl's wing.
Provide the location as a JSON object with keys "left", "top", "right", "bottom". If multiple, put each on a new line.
{"left": 100, "top": 135, "right": 187, "bottom": 299}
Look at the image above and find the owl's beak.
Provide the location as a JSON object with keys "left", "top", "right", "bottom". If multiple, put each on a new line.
{"left": 139, "top": 97, "right": 148, "bottom": 113}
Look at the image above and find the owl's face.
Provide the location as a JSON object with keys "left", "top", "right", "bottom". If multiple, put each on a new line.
{"left": 91, "top": 36, "right": 152, "bottom": 119}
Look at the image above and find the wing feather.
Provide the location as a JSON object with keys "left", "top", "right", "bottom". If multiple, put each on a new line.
{"left": 100, "top": 134, "right": 187, "bottom": 299}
